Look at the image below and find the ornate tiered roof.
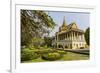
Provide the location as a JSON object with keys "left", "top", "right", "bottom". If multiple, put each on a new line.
{"left": 58, "top": 17, "right": 84, "bottom": 35}
{"left": 59, "top": 17, "right": 67, "bottom": 32}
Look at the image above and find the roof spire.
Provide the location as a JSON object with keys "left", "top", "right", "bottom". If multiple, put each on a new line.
{"left": 62, "top": 16, "right": 67, "bottom": 27}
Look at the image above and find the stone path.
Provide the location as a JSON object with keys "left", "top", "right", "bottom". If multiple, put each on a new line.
{"left": 64, "top": 49, "right": 89, "bottom": 55}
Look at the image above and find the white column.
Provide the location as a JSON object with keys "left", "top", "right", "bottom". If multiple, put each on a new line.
{"left": 62, "top": 34, "right": 63, "bottom": 40}
{"left": 73, "top": 32, "right": 75, "bottom": 40}
{"left": 82, "top": 34, "right": 84, "bottom": 41}
{"left": 70, "top": 33, "right": 71, "bottom": 40}
{"left": 70, "top": 32, "right": 72, "bottom": 40}
{"left": 65, "top": 33, "right": 67, "bottom": 40}
{"left": 68, "top": 33, "right": 69, "bottom": 40}
{"left": 79, "top": 35, "right": 81, "bottom": 41}
{"left": 72, "top": 32, "right": 73, "bottom": 40}
{"left": 81, "top": 35, "right": 83, "bottom": 41}
{"left": 63, "top": 34, "right": 64, "bottom": 40}
{"left": 77, "top": 32, "right": 78, "bottom": 41}
{"left": 74, "top": 32, "right": 76, "bottom": 41}
{"left": 66, "top": 33, "right": 67, "bottom": 40}
{"left": 65, "top": 33, "right": 66, "bottom": 40}
{"left": 67, "top": 33, "right": 68, "bottom": 40}
{"left": 63, "top": 34, "right": 65, "bottom": 40}
{"left": 80, "top": 34, "right": 82, "bottom": 41}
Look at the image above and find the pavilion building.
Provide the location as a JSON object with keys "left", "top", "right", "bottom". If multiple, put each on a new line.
{"left": 52, "top": 17, "right": 87, "bottom": 49}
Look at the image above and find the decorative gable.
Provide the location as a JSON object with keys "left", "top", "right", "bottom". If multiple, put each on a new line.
{"left": 68, "top": 22, "right": 78, "bottom": 29}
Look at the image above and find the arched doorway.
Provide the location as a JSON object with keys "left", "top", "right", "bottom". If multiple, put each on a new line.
{"left": 65, "top": 45, "right": 68, "bottom": 49}
{"left": 58, "top": 45, "right": 63, "bottom": 48}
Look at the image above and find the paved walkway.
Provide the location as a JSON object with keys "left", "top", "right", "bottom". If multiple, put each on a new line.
{"left": 64, "top": 49, "right": 89, "bottom": 55}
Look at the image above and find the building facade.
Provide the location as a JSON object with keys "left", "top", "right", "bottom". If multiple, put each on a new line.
{"left": 52, "top": 18, "right": 87, "bottom": 50}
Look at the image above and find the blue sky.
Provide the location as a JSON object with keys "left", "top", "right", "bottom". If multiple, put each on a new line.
{"left": 46, "top": 11, "right": 90, "bottom": 37}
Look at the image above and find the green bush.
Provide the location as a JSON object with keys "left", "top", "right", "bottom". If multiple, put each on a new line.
{"left": 34, "top": 47, "right": 55, "bottom": 54}
{"left": 21, "top": 49, "right": 40, "bottom": 61}
{"left": 56, "top": 50, "right": 67, "bottom": 54}
{"left": 42, "top": 52, "right": 62, "bottom": 61}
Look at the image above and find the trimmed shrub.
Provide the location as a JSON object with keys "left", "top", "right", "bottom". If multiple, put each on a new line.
{"left": 42, "top": 52, "right": 62, "bottom": 61}
{"left": 56, "top": 50, "right": 67, "bottom": 54}
{"left": 21, "top": 49, "right": 40, "bottom": 61}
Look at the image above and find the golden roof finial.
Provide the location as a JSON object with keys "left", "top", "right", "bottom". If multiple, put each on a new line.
{"left": 62, "top": 16, "right": 67, "bottom": 27}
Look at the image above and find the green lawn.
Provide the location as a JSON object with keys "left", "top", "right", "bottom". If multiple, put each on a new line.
{"left": 22, "top": 57, "right": 46, "bottom": 63}
{"left": 22, "top": 51, "right": 89, "bottom": 63}
{"left": 59, "top": 52, "right": 89, "bottom": 61}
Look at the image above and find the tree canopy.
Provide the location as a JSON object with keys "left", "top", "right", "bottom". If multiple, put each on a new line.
{"left": 21, "top": 10, "right": 56, "bottom": 46}
{"left": 84, "top": 27, "right": 90, "bottom": 46}
{"left": 44, "top": 37, "right": 53, "bottom": 47}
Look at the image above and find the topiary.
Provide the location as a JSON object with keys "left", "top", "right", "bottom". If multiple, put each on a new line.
{"left": 42, "top": 52, "right": 62, "bottom": 61}
{"left": 21, "top": 49, "right": 40, "bottom": 61}
{"left": 56, "top": 50, "right": 67, "bottom": 55}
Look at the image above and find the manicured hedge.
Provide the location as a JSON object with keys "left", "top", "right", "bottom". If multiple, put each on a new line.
{"left": 21, "top": 49, "right": 40, "bottom": 61}
{"left": 21, "top": 47, "right": 67, "bottom": 61}
{"left": 56, "top": 50, "right": 67, "bottom": 54}
{"left": 42, "top": 52, "right": 62, "bottom": 61}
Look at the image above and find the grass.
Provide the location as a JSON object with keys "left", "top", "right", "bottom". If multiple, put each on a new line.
{"left": 22, "top": 57, "right": 46, "bottom": 63}
{"left": 22, "top": 51, "right": 89, "bottom": 63}
{"left": 59, "top": 52, "right": 89, "bottom": 61}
